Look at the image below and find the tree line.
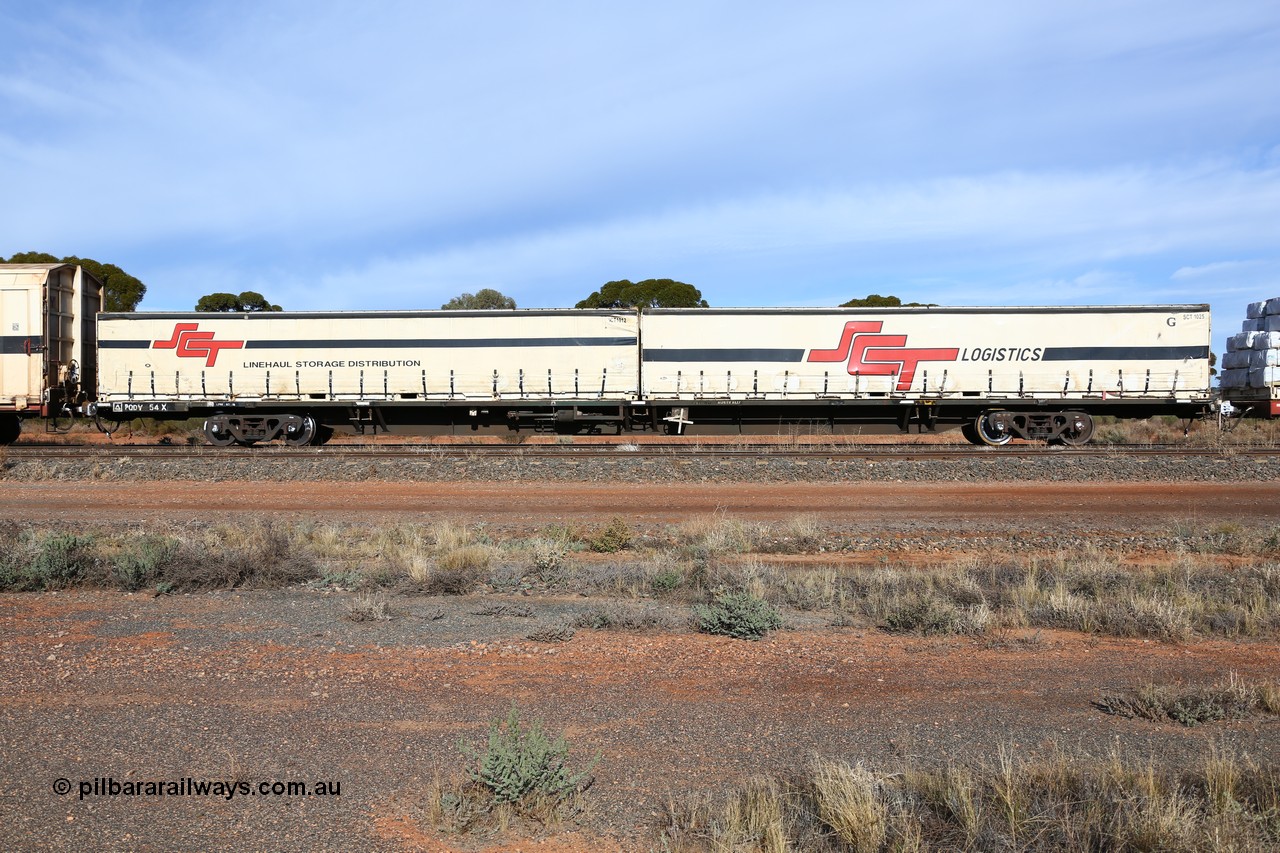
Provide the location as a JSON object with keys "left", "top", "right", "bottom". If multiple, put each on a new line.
{"left": 3, "top": 252, "right": 930, "bottom": 311}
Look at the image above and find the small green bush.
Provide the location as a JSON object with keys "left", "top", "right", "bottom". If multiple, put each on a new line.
{"left": 588, "top": 516, "right": 632, "bottom": 553}
{"left": 694, "top": 591, "right": 783, "bottom": 640}
{"left": 650, "top": 567, "right": 683, "bottom": 593}
{"left": 112, "top": 535, "right": 179, "bottom": 591}
{"left": 460, "top": 705, "right": 597, "bottom": 808}
{"left": 29, "top": 533, "right": 97, "bottom": 589}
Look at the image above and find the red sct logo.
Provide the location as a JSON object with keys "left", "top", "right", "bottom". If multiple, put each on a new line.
{"left": 808, "top": 321, "right": 958, "bottom": 391}
{"left": 152, "top": 323, "right": 244, "bottom": 367}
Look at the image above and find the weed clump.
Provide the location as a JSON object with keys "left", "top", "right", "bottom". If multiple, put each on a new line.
{"left": 882, "top": 592, "right": 992, "bottom": 636}
{"left": 694, "top": 591, "right": 783, "bottom": 640}
{"left": 572, "top": 602, "right": 675, "bottom": 631}
{"left": 345, "top": 591, "right": 394, "bottom": 622}
{"left": 427, "top": 705, "right": 597, "bottom": 831}
{"left": 30, "top": 533, "right": 97, "bottom": 589}
{"left": 588, "top": 516, "right": 632, "bottom": 553}
{"left": 111, "top": 535, "right": 180, "bottom": 591}
{"left": 0, "top": 531, "right": 98, "bottom": 591}
{"left": 1095, "top": 674, "right": 1280, "bottom": 727}
{"left": 428, "top": 546, "right": 492, "bottom": 594}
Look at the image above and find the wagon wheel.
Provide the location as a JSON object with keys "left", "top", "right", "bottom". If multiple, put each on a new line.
{"left": 1057, "top": 411, "right": 1094, "bottom": 446}
{"left": 959, "top": 421, "right": 980, "bottom": 445}
{"left": 203, "top": 419, "right": 236, "bottom": 447}
{"left": 974, "top": 412, "right": 1012, "bottom": 447}
{"left": 0, "top": 414, "right": 20, "bottom": 445}
{"left": 283, "top": 415, "right": 319, "bottom": 447}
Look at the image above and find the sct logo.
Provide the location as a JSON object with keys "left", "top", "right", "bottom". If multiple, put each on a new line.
{"left": 807, "top": 321, "right": 959, "bottom": 391}
{"left": 152, "top": 323, "right": 244, "bottom": 367}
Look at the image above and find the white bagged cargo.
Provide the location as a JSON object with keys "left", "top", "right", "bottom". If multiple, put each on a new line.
{"left": 1229, "top": 331, "right": 1261, "bottom": 350}
{"left": 1242, "top": 318, "right": 1264, "bottom": 332}
{"left": 1249, "top": 366, "right": 1280, "bottom": 388}
{"left": 1250, "top": 349, "right": 1280, "bottom": 368}
{"left": 1224, "top": 350, "right": 1253, "bottom": 369}
{"left": 1253, "top": 332, "right": 1280, "bottom": 350}
{"left": 1219, "top": 368, "right": 1247, "bottom": 388}
{"left": 1267, "top": 297, "right": 1280, "bottom": 315}
{"left": 1248, "top": 301, "right": 1267, "bottom": 319}
{"left": 1264, "top": 315, "right": 1280, "bottom": 333}
{"left": 1219, "top": 368, "right": 1246, "bottom": 388}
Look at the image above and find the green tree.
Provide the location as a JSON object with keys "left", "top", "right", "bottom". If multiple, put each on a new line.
{"left": 3, "top": 251, "right": 146, "bottom": 311}
{"left": 195, "top": 291, "right": 282, "bottom": 312}
{"left": 440, "top": 288, "right": 517, "bottom": 310}
{"left": 575, "top": 278, "right": 707, "bottom": 310}
{"left": 841, "top": 294, "right": 933, "bottom": 308}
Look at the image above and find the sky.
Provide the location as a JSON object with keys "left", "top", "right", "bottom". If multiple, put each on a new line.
{"left": 1, "top": 1, "right": 1278, "bottom": 361}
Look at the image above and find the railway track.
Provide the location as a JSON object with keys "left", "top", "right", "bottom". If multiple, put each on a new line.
{"left": 4, "top": 442, "right": 1274, "bottom": 461}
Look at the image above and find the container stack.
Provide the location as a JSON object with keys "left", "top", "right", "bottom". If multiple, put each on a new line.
{"left": 1220, "top": 299, "right": 1280, "bottom": 391}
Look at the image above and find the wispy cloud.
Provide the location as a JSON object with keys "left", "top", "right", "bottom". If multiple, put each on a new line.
{"left": 1172, "top": 259, "right": 1267, "bottom": 279}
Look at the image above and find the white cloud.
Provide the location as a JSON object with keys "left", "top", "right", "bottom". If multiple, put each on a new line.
{"left": 1172, "top": 260, "right": 1267, "bottom": 279}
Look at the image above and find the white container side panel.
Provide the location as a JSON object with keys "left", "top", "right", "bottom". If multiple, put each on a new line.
{"left": 640, "top": 308, "right": 1211, "bottom": 401}
{"left": 97, "top": 312, "right": 640, "bottom": 402}
{"left": 0, "top": 276, "right": 45, "bottom": 409}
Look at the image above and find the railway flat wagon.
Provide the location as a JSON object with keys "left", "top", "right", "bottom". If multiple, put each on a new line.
{"left": 0, "top": 264, "right": 103, "bottom": 444}
{"left": 96, "top": 309, "right": 641, "bottom": 444}
{"left": 640, "top": 306, "right": 1213, "bottom": 444}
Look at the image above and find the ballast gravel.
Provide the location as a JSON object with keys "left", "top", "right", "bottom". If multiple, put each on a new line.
{"left": 3, "top": 450, "right": 1276, "bottom": 483}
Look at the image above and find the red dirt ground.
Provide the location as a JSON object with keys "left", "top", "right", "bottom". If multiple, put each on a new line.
{"left": 3, "top": 590, "right": 1279, "bottom": 851}
{"left": 2, "top": 480, "right": 1278, "bottom": 526}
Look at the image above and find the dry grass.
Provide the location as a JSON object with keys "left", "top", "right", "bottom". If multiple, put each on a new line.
{"left": 673, "top": 512, "right": 758, "bottom": 559}
{"left": 1092, "top": 415, "right": 1280, "bottom": 448}
{"left": 344, "top": 590, "right": 393, "bottom": 622}
{"left": 662, "top": 746, "right": 1280, "bottom": 852}
{"left": 811, "top": 758, "right": 886, "bottom": 852}
{"left": 1096, "top": 673, "right": 1280, "bottom": 727}
{"left": 4, "top": 520, "right": 1280, "bottom": 641}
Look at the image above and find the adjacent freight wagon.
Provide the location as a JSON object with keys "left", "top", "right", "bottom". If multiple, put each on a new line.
{"left": 0, "top": 264, "right": 102, "bottom": 444}
{"left": 96, "top": 309, "right": 641, "bottom": 445}
{"left": 640, "top": 307, "right": 1212, "bottom": 444}
{"left": 0, "top": 263, "right": 1220, "bottom": 445}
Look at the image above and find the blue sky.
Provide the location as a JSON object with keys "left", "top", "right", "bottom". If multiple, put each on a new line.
{"left": 1, "top": 2, "right": 1278, "bottom": 360}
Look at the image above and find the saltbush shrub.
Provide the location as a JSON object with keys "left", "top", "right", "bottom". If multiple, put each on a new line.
{"left": 694, "top": 591, "right": 783, "bottom": 640}
{"left": 29, "top": 533, "right": 97, "bottom": 589}
{"left": 111, "top": 535, "right": 179, "bottom": 591}
{"left": 588, "top": 516, "right": 632, "bottom": 553}
{"left": 460, "top": 705, "right": 597, "bottom": 808}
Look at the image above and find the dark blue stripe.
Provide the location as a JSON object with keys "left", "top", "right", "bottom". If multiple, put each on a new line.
{"left": 643, "top": 348, "right": 804, "bottom": 362}
{"left": 0, "top": 335, "right": 42, "bottom": 354}
{"left": 244, "top": 337, "right": 634, "bottom": 349}
{"left": 1041, "top": 346, "right": 1209, "bottom": 361}
{"left": 100, "top": 337, "right": 635, "bottom": 350}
